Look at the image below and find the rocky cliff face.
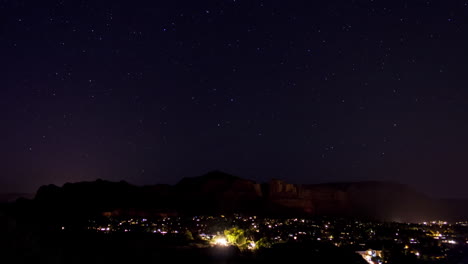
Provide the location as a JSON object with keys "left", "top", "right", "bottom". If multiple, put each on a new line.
{"left": 30, "top": 171, "right": 453, "bottom": 222}
{"left": 174, "top": 170, "right": 263, "bottom": 214}
{"left": 267, "top": 179, "right": 314, "bottom": 214}
{"left": 267, "top": 180, "right": 442, "bottom": 222}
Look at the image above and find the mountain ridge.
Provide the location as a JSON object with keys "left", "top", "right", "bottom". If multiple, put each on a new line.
{"left": 21, "top": 171, "right": 468, "bottom": 223}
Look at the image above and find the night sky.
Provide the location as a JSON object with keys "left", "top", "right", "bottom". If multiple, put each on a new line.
{"left": 2, "top": 0, "right": 468, "bottom": 198}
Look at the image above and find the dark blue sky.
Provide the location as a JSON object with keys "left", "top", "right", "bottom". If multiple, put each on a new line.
{"left": 2, "top": 0, "right": 468, "bottom": 198}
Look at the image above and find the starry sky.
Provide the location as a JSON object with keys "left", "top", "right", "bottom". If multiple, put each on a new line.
{"left": 2, "top": 0, "right": 468, "bottom": 198}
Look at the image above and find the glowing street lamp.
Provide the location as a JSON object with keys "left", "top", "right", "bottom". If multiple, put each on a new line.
{"left": 214, "top": 237, "right": 228, "bottom": 246}
{"left": 248, "top": 241, "right": 256, "bottom": 250}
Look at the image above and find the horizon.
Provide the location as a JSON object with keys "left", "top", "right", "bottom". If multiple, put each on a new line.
{"left": 2, "top": 170, "right": 462, "bottom": 201}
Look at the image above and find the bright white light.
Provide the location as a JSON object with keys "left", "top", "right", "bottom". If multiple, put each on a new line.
{"left": 248, "top": 242, "right": 256, "bottom": 249}
{"left": 214, "top": 237, "right": 228, "bottom": 246}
